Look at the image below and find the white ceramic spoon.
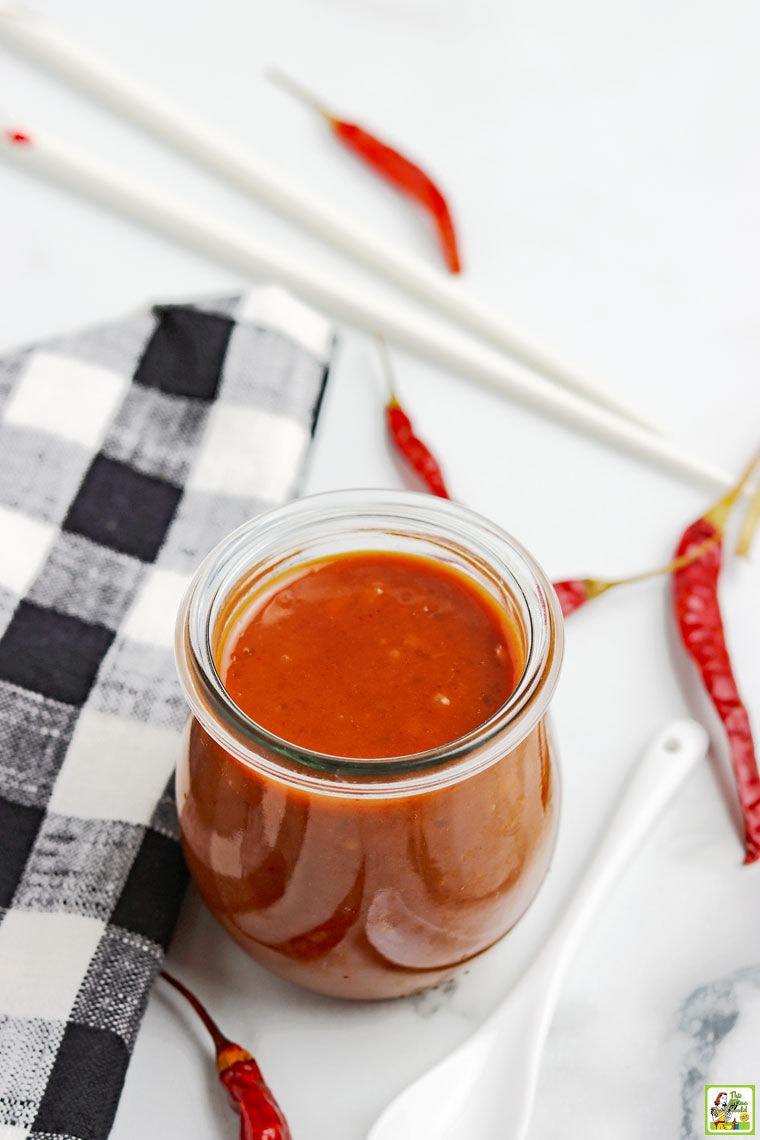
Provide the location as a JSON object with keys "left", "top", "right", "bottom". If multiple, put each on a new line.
{"left": 366, "top": 717, "right": 708, "bottom": 1140}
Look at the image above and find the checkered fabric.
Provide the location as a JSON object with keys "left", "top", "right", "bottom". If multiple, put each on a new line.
{"left": 0, "top": 285, "right": 334, "bottom": 1139}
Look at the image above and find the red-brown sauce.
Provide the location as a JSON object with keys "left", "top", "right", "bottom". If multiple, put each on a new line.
{"left": 177, "top": 550, "right": 558, "bottom": 999}
{"left": 222, "top": 551, "right": 521, "bottom": 757}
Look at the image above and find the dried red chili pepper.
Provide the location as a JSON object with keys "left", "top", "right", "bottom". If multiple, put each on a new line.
{"left": 377, "top": 338, "right": 451, "bottom": 498}
{"left": 270, "top": 70, "right": 462, "bottom": 273}
{"left": 554, "top": 538, "right": 719, "bottom": 618}
{"left": 330, "top": 120, "right": 461, "bottom": 273}
{"left": 386, "top": 394, "right": 451, "bottom": 498}
{"left": 4, "top": 129, "right": 32, "bottom": 145}
{"left": 672, "top": 452, "right": 760, "bottom": 864}
{"left": 160, "top": 970, "right": 292, "bottom": 1140}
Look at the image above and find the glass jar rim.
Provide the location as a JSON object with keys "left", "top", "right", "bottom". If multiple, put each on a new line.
{"left": 175, "top": 489, "right": 564, "bottom": 797}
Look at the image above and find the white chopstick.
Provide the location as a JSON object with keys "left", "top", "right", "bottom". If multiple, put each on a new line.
{"left": 0, "top": 2, "right": 656, "bottom": 433}
{"left": 1, "top": 124, "right": 733, "bottom": 492}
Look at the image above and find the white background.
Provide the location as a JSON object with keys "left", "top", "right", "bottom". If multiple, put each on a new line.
{"left": 2, "top": 2, "right": 759, "bottom": 1137}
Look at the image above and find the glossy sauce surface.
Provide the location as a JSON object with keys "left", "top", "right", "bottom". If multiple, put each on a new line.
{"left": 222, "top": 551, "right": 521, "bottom": 757}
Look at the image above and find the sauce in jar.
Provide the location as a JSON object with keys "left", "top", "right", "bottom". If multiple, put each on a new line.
{"left": 176, "top": 491, "right": 563, "bottom": 999}
{"left": 222, "top": 551, "right": 522, "bottom": 758}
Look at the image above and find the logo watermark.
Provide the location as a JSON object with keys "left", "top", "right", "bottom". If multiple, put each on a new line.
{"left": 704, "top": 1086, "right": 755, "bottom": 1133}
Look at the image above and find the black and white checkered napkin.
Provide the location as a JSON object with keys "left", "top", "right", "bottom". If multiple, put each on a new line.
{"left": 0, "top": 286, "right": 334, "bottom": 1140}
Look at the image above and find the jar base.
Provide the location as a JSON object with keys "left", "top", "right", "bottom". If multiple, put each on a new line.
{"left": 212, "top": 909, "right": 501, "bottom": 1000}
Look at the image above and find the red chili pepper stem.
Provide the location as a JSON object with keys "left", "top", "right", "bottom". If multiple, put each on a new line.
{"left": 558, "top": 451, "right": 760, "bottom": 619}
{"left": 554, "top": 535, "right": 720, "bottom": 618}
{"left": 702, "top": 448, "right": 760, "bottom": 536}
{"left": 735, "top": 476, "right": 760, "bottom": 557}
{"left": 160, "top": 969, "right": 244, "bottom": 1070}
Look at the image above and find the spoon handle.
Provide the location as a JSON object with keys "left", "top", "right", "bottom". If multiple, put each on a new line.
{"left": 487, "top": 718, "right": 708, "bottom": 1140}
{"left": 540, "top": 717, "right": 707, "bottom": 983}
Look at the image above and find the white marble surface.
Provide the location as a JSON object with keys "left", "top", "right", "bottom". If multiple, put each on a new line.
{"left": 1, "top": 2, "right": 759, "bottom": 1136}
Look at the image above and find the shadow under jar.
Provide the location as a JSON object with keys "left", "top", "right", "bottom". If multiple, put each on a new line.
{"left": 175, "top": 490, "right": 564, "bottom": 1000}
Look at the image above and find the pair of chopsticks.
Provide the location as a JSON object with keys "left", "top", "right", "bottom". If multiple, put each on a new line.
{"left": 0, "top": 5, "right": 732, "bottom": 492}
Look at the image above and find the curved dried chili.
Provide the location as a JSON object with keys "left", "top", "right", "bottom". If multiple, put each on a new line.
{"left": 736, "top": 477, "right": 760, "bottom": 558}
{"left": 160, "top": 970, "right": 292, "bottom": 1139}
{"left": 672, "top": 454, "right": 760, "bottom": 864}
{"left": 377, "top": 337, "right": 451, "bottom": 498}
{"left": 270, "top": 69, "right": 461, "bottom": 273}
{"left": 330, "top": 119, "right": 461, "bottom": 273}
{"left": 386, "top": 394, "right": 451, "bottom": 498}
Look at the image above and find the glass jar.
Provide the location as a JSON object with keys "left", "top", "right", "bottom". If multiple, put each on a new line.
{"left": 175, "top": 489, "right": 563, "bottom": 1000}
